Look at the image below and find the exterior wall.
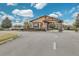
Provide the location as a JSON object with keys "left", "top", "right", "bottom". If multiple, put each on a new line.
{"left": 31, "top": 16, "right": 59, "bottom": 30}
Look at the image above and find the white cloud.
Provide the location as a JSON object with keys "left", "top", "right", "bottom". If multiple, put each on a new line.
{"left": 12, "top": 9, "right": 34, "bottom": 17}
{"left": 76, "top": 5, "right": 79, "bottom": 11}
{"left": 0, "top": 15, "right": 2, "bottom": 18}
{"left": 12, "top": 21, "right": 24, "bottom": 26}
{"left": 77, "top": 5, "right": 79, "bottom": 8}
{"left": 69, "top": 7, "right": 75, "bottom": 14}
{"left": 0, "top": 12, "right": 15, "bottom": 25}
{"left": 0, "top": 11, "right": 6, "bottom": 15}
{"left": 0, "top": 11, "right": 14, "bottom": 20}
{"left": 64, "top": 19, "right": 75, "bottom": 25}
{"left": 1, "top": 15, "right": 14, "bottom": 20}
{"left": 7, "top": 3, "right": 17, "bottom": 6}
{"left": 31, "top": 3, "right": 35, "bottom": 7}
{"left": 72, "top": 12, "right": 79, "bottom": 18}
{"left": 31, "top": 3, "right": 47, "bottom": 9}
{"left": 69, "top": 5, "right": 79, "bottom": 14}
{"left": 12, "top": 9, "right": 20, "bottom": 15}
{"left": 49, "top": 14, "right": 58, "bottom": 18}
{"left": 49, "top": 12, "right": 63, "bottom": 18}
{"left": 54, "top": 12, "right": 63, "bottom": 16}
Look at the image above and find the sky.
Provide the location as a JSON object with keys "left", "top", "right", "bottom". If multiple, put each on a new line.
{"left": 0, "top": 3, "right": 79, "bottom": 25}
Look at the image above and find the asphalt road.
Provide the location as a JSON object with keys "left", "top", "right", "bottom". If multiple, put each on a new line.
{"left": 0, "top": 31, "right": 79, "bottom": 56}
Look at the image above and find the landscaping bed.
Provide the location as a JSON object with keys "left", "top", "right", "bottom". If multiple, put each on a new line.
{"left": 0, "top": 32, "right": 18, "bottom": 44}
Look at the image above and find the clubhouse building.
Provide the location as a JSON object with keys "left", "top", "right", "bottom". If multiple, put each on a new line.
{"left": 31, "top": 16, "right": 60, "bottom": 30}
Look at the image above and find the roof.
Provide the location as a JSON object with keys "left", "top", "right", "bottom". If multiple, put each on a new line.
{"left": 30, "top": 15, "right": 59, "bottom": 22}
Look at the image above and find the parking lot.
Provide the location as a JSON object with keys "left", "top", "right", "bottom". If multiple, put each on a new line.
{"left": 0, "top": 31, "right": 79, "bottom": 56}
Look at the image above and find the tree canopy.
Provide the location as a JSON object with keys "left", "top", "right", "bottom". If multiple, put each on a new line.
{"left": 1, "top": 17, "right": 12, "bottom": 28}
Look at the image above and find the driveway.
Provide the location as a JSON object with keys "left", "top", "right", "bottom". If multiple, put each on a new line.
{"left": 0, "top": 31, "right": 79, "bottom": 56}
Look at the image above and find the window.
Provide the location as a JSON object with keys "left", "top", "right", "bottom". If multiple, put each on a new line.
{"left": 33, "top": 23, "right": 39, "bottom": 29}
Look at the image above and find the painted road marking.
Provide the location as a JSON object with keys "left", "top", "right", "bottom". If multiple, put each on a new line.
{"left": 53, "top": 35, "right": 58, "bottom": 50}
{"left": 53, "top": 41, "right": 56, "bottom": 50}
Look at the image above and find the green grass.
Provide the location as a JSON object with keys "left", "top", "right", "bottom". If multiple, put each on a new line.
{"left": 0, "top": 32, "right": 18, "bottom": 43}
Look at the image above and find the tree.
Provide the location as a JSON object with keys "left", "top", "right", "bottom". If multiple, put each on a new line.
{"left": 73, "top": 14, "right": 79, "bottom": 32}
{"left": 0, "top": 25, "right": 3, "bottom": 30}
{"left": 1, "top": 17, "right": 12, "bottom": 29}
{"left": 58, "top": 20, "right": 63, "bottom": 32}
{"left": 24, "top": 21, "right": 31, "bottom": 31}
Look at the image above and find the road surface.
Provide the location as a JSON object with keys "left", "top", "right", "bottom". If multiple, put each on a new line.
{"left": 0, "top": 31, "right": 79, "bottom": 56}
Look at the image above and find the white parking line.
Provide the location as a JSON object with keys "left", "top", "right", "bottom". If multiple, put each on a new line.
{"left": 53, "top": 41, "right": 56, "bottom": 50}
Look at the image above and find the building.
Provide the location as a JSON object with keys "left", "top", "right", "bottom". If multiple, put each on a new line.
{"left": 11, "top": 25, "right": 24, "bottom": 31}
{"left": 31, "top": 16, "right": 60, "bottom": 30}
{"left": 11, "top": 23, "right": 24, "bottom": 31}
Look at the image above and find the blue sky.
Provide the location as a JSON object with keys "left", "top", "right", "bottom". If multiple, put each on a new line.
{"left": 0, "top": 3, "right": 79, "bottom": 25}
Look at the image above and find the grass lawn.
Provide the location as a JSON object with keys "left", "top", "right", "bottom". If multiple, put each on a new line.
{"left": 0, "top": 32, "right": 18, "bottom": 44}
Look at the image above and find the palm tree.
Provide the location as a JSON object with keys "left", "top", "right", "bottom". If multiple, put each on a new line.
{"left": 58, "top": 20, "right": 63, "bottom": 32}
